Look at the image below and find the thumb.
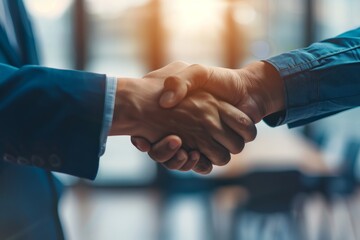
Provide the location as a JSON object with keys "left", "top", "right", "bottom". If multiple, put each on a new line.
{"left": 159, "top": 64, "right": 209, "bottom": 108}
{"left": 159, "top": 76, "right": 188, "bottom": 108}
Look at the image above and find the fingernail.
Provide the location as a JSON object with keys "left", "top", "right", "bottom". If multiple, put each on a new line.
{"left": 168, "top": 139, "right": 180, "bottom": 150}
{"left": 160, "top": 91, "right": 175, "bottom": 105}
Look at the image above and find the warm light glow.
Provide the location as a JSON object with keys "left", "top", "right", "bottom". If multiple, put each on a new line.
{"left": 234, "top": 2, "right": 257, "bottom": 25}
{"left": 162, "top": 0, "right": 225, "bottom": 63}
{"left": 163, "top": 0, "right": 223, "bottom": 32}
{"left": 86, "top": 0, "right": 150, "bottom": 18}
{"left": 24, "top": 0, "right": 72, "bottom": 19}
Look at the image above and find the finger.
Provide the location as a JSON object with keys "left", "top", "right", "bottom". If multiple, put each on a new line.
{"left": 159, "top": 76, "right": 188, "bottom": 108}
{"left": 199, "top": 138, "right": 231, "bottom": 166}
{"left": 219, "top": 101, "right": 257, "bottom": 142}
{"left": 179, "top": 151, "right": 200, "bottom": 171}
{"left": 192, "top": 155, "right": 213, "bottom": 174}
{"left": 211, "top": 121, "right": 245, "bottom": 155}
{"left": 131, "top": 136, "right": 152, "bottom": 152}
{"left": 159, "top": 64, "right": 210, "bottom": 108}
{"left": 147, "top": 135, "right": 182, "bottom": 163}
{"left": 162, "top": 149, "right": 189, "bottom": 170}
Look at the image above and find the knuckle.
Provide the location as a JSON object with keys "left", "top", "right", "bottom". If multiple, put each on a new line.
{"left": 204, "top": 116, "right": 221, "bottom": 132}
{"left": 236, "top": 115, "right": 251, "bottom": 127}
{"left": 188, "top": 64, "right": 208, "bottom": 78}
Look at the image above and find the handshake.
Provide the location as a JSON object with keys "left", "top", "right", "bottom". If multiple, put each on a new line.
{"left": 109, "top": 61, "right": 285, "bottom": 174}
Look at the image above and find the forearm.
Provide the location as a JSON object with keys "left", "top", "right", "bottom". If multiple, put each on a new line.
{"left": 263, "top": 27, "right": 360, "bottom": 127}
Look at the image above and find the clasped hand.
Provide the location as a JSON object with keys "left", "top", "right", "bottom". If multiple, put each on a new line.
{"left": 111, "top": 61, "right": 265, "bottom": 174}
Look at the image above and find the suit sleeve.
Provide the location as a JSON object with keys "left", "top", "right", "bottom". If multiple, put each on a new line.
{"left": 0, "top": 63, "right": 106, "bottom": 179}
{"left": 263, "top": 27, "right": 360, "bottom": 128}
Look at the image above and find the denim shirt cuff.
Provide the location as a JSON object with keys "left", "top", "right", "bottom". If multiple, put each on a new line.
{"left": 262, "top": 50, "right": 319, "bottom": 127}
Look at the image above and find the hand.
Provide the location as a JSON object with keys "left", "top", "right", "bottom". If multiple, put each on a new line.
{"left": 131, "top": 61, "right": 284, "bottom": 172}
{"left": 158, "top": 61, "right": 285, "bottom": 123}
{"left": 131, "top": 135, "right": 211, "bottom": 173}
{"left": 110, "top": 73, "right": 256, "bottom": 173}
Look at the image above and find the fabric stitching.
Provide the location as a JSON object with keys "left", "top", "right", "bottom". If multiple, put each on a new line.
{"left": 278, "top": 43, "right": 360, "bottom": 72}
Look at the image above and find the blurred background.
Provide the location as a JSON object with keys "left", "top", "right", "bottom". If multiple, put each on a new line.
{"left": 24, "top": 0, "right": 360, "bottom": 239}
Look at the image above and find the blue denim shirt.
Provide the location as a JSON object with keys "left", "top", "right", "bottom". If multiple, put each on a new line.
{"left": 263, "top": 27, "right": 360, "bottom": 128}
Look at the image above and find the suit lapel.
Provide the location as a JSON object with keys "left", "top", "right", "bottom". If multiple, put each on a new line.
{"left": 7, "top": 0, "right": 39, "bottom": 65}
{"left": 0, "top": 23, "right": 22, "bottom": 66}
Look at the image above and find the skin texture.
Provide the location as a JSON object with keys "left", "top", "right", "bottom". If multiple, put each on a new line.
{"left": 131, "top": 61, "right": 284, "bottom": 173}
{"left": 158, "top": 61, "right": 284, "bottom": 122}
{"left": 109, "top": 68, "right": 257, "bottom": 173}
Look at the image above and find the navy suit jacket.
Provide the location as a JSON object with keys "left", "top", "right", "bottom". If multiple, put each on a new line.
{"left": 0, "top": 0, "right": 107, "bottom": 239}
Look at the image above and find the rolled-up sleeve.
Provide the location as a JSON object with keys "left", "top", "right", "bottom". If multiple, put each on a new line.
{"left": 263, "top": 27, "right": 360, "bottom": 128}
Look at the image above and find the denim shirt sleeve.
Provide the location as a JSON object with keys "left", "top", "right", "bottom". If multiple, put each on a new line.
{"left": 263, "top": 27, "right": 360, "bottom": 128}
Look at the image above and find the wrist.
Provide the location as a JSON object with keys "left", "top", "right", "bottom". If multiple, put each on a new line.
{"left": 238, "top": 61, "right": 285, "bottom": 120}
{"left": 109, "top": 78, "right": 141, "bottom": 136}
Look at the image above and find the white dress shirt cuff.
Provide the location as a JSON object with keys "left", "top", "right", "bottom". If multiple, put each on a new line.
{"left": 99, "top": 76, "right": 117, "bottom": 156}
